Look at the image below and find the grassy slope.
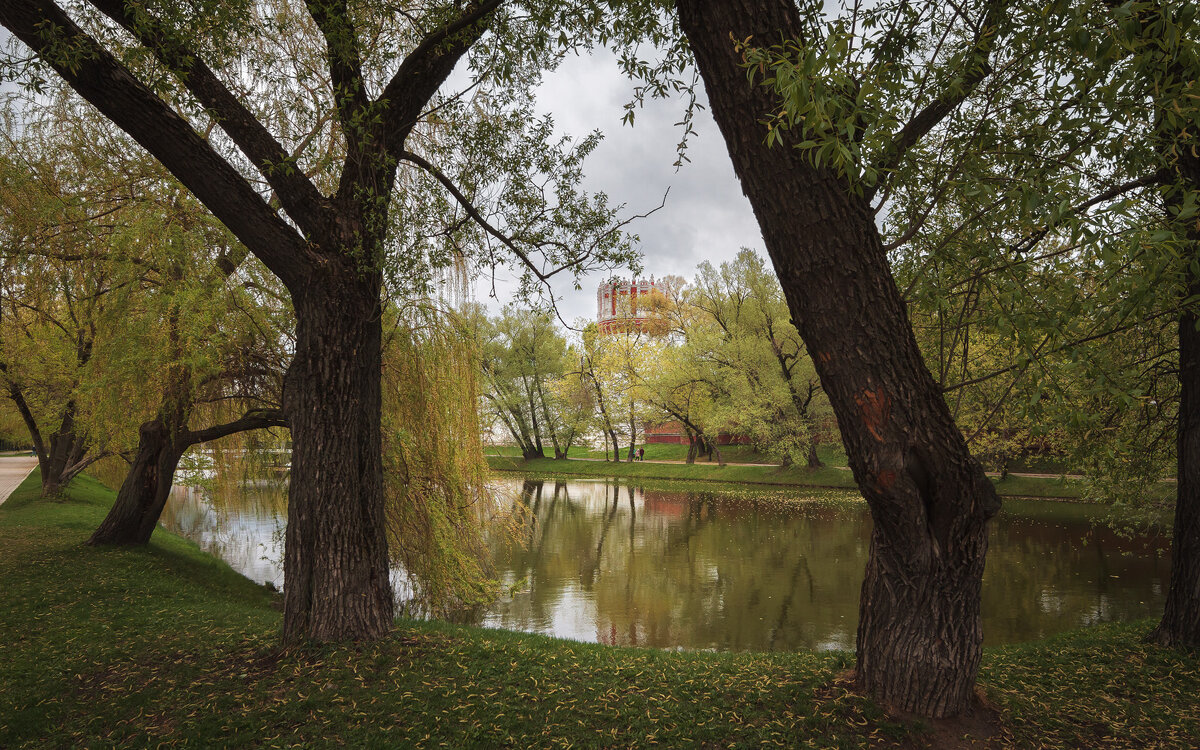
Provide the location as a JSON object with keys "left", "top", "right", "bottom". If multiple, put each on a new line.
{"left": 1, "top": 473, "right": 1197, "bottom": 748}
{"left": 486, "top": 455, "right": 1093, "bottom": 500}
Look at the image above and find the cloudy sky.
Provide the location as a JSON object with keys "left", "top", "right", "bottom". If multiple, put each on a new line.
{"left": 471, "top": 51, "right": 767, "bottom": 327}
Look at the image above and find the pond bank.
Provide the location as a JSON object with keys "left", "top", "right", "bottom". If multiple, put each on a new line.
{"left": 487, "top": 455, "right": 1092, "bottom": 500}
{"left": 2, "top": 473, "right": 1197, "bottom": 748}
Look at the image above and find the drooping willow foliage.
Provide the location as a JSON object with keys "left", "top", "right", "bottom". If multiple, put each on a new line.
{"left": 382, "top": 301, "right": 498, "bottom": 618}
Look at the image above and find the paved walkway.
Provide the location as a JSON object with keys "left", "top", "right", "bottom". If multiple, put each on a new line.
{"left": 0, "top": 456, "right": 39, "bottom": 505}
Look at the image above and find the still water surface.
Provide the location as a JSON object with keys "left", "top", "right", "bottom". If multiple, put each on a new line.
{"left": 162, "top": 477, "right": 1170, "bottom": 651}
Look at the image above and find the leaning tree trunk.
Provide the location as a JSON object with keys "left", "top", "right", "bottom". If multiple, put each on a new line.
{"left": 88, "top": 419, "right": 183, "bottom": 546}
{"left": 676, "top": 0, "right": 1000, "bottom": 717}
{"left": 282, "top": 273, "right": 392, "bottom": 643}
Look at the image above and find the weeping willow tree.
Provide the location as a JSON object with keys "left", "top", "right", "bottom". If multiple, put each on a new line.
{"left": 382, "top": 301, "right": 497, "bottom": 618}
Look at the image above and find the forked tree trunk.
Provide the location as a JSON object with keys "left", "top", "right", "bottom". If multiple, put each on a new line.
{"left": 282, "top": 275, "right": 392, "bottom": 643}
{"left": 38, "top": 410, "right": 89, "bottom": 498}
{"left": 88, "top": 420, "right": 183, "bottom": 545}
{"left": 88, "top": 405, "right": 285, "bottom": 546}
{"left": 677, "top": 0, "right": 1000, "bottom": 717}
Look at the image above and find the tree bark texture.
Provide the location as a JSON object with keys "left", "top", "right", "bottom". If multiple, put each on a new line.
{"left": 676, "top": 0, "right": 1001, "bottom": 717}
{"left": 281, "top": 273, "right": 392, "bottom": 643}
{"left": 1152, "top": 120, "right": 1200, "bottom": 647}
{"left": 1153, "top": 277, "right": 1200, "bottom": 647}
{"left": 88, "top": 420, "right": 183, "bottom": 545}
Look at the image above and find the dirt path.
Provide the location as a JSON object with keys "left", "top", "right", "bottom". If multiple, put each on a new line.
{"left": 0, "top": 456, "right": 39, "bottom": 505}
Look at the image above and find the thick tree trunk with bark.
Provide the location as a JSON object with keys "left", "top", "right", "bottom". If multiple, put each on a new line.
{"left": 1152, "top": 141, "right": 1200, "bottom": 647}
{"left": 676, "top": 0, "right": 1000, "bottom": 717}
{"left": 282, "top": 273, "right": 392, "bottom": 643}
{"left": 1152, "top": 289, "right": 1200, "bottom": 646}
{"left": 88, "top": 420, "right": 183, "bottom": 545}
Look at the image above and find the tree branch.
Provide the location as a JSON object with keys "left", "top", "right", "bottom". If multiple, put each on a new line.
{"left": 941, "top": 308, "right": 1177, "bottom": 393}
{"left": 87, "top": 0, "right": 332, "bottom": 240}
{"left": 304, "top": 0, "right": 368, "bottom": 128}
{"left": 0, "top": 0, "right": 311, "bottom": 289}
{"left": 0, "top": 364, "right": 45, "bottom": 456}
{"left": 864, "top": 0, "right": 1006, "bottom": 203}
{"left": 379, "top": 0, "right": 504, "bottom": 159}
{"left": 1008, "top": 169, "right": 1171, "bottom": 256}
{"left": 183, "top": 408, "right": 289, "bottom": 447}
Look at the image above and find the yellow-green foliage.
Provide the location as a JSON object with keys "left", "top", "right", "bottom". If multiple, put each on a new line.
{"left": 382, "top": 303, "right": 497, "bottom": 616}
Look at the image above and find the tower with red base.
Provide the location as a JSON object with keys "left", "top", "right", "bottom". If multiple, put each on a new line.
{"left": 596, "top": 277, "right": 667, "bottom": 334}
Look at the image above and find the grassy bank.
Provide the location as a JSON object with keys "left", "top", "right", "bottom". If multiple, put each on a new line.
{"left": 487, "top": 455, "right": 1094, "bottom": 500}
{"left": 485, "top": 443, "right": 848, "bottom": 465}
{"left": 2, "top": 473, "right": 1198, "bottom": 747}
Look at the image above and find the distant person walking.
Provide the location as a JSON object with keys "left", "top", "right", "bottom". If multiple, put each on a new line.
{"left": 637, "top": 447, "right": 645, "bottom": 461}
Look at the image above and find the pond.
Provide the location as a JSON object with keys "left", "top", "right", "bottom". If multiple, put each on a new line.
{"left": 161, "top": 476, "right": 1170, "bottom": 652}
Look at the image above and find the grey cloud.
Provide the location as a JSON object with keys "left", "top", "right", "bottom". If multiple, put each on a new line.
{"left": 472, "top": 51, "right": 765, "bottom": 326}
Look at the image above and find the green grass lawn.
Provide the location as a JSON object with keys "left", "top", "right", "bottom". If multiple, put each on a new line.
{"left": 485, "top": 442, "right": 849, "bottom": 465}
{"left": 2, "top": 472, "right": 1197, "bottom": 747}
{"left": 486, "top": 455, "right": 1117, "bottom": 501}
{"left": 487, "top": 454, "right": 861, "bottom": 490}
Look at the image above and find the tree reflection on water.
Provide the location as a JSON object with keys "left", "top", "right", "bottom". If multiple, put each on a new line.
{"left": 164, "top": 477, "right": 1170, "bottom": 651}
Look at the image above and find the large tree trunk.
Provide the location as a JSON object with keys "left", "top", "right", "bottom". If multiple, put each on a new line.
{"left": 676, "top": 0, "right": 1000, "bottom": 717}
{"left": 1152, "top": 285, "right": 1200, "bottom": 646}
{"left": 1152, "top": 95, "right": 1200, "bottom": 646}
{"left": 282, "top": 275, "right": 392, "bottom": 643}
{"left": 88, "top": 419, "right": 183, "bottom": 545}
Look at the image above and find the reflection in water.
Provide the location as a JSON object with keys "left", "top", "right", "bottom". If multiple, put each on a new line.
{"left": 162, "top": 478, "right": 1170, "bottom": 652}
{"left": 163, "top": 484, "right": 286, "bottom": 589}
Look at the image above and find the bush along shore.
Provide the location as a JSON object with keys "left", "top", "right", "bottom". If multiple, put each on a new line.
{"left": 2, "top": 472, "right": 1198, "bottom": 748}
{"left": 485, "top": 454, "right": 1109, "bottom": 501}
